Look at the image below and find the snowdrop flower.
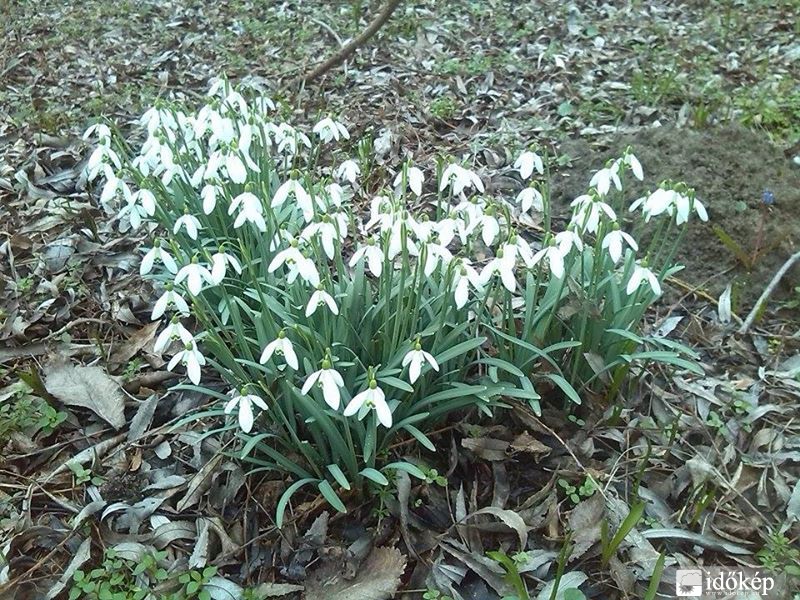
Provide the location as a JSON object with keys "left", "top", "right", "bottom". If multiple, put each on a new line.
{"left": 506, "top": 236, "right": 535, "bottom": 268}
{"left": 201, "top": 183, "right": 222, "bottom": 214}
{"left": 590, "top": 163, "right": 622, "bottom": 197}
{"left": 402, "top": 340, "right": 440, "bottom": 384}
{"left": 630, "top": 188, "right": 671, "bottom": 221}
{"left": 440, "top": 164, "right": 484, "bottom": 196}
{"left": 325, "top": 182, "right": 345, "bottom": 207}
{"left": 623, "top": 151, "right": 644, "bottom": 181}
{"left": 154, "top": 317, "right": 194, "bottom": 353}
{"left": 140, "top": 239, "right": 178, "bottom": 275}
{"left": 83, "top": 123, "right": 112, "bottom": 142}
{"left": 363, "top": 195, "right": 394, "bottom": 232}
{"left": 118, "top": 197, "right": 152, "bottom": 230}
{"left": 517, "top": 187, "right": 544, "bottom": 213}
{"left": 210, "top": 247, "right": 242, "bottom": 284}
{"left": 132, "top": 189, "right": 156, "bottom": 216}
{"left": 601, "top": 227, "right": 638, "bottom": 263}
{"left": 349, "top": 238, "right": 384, "bottom": 277}
{"left": 570, "top": 194, "right": 616, "bottom": 234}
{"left": 480, "top": 248, "right": 517, "bottom": 292}
{"left": 260, "top": 330, "right": 298, "bottom": 370}
{"left": 272, "top": 179, "right": 314, "bottom": 221}
{"left": 344, "top": 379, "right": 392, "bottom": 428}
{"left": 422, "top": 238, "right": 453, "bottom": 276}
{"left": 554, "top": 229, "right": 583, "bottom": 256}
{"left": 674, "top": 193, "right": 708, "bottom": 225}
{"left": 515, "top": 151, "right": 544, "bottom": 180}
{"left": 268, "top": 244, "right": 320, "bottom": 287}
{"left": 229, "top": 190, "right": 267, "bottom": 231}
{"left": 237, "top": 124, "right": 261, "bottom": 172}
{"left": 168, "top": 341, "right": 206, "bottom": 385}
{"left": 173, "top": 210, "right": 202, "bottom": 240}
{"left": 306, "top": 287, "right": 338, "bottom": 317}
{"left": 477, "top": 208, "right": 501, "bottom": 246}
{"left": 452, "top": 258, "right": 483, "bottom": 309}
{"left": 626, "top": 262, "right": 661, "bottom": 296}
{"left": 394, "top": 166, "right": 424, "bottom": 196}
{"left": 175, "top": 258, "right": 214, "bottom": 296}
{"left": 313, "top": 117, "right": 349, "bottom": 143}
{"left": 336, "top": 160, "right": 361, "bottom": 185}
{"left": 301, "top": 216, "right": 343, "bottom": 260}
{"left": 531, "top": 241, "right": 565, "bottom": 279}
{"left": 86, "top": 143, "right": 122, "bottom": 181}
{"left": 100, "top": 175, "right": 132, "bottom": 205}
{"left": 301, "top": 359, "right": 344, "bottom": 410}
{"left": 151, "top": 284, "right": 190, "bottom": 320}
{"left": 224, "top": 152, "right": 247, "bottom": 184}
{"left": 225, "top": 389, "right": 268, "bottom": 433}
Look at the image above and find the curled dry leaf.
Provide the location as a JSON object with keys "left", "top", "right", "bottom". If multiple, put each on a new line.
{"left": 303, "top": 546, "right": 406, "bottom": 600}
{"left": 44, "top": 360, "right": 126, "bottom": 429}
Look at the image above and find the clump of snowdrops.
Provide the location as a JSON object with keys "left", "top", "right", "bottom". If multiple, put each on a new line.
{"left": 84, "top": 79, "right": 706, "bottom": 522}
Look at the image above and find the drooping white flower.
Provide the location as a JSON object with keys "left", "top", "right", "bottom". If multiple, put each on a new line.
{"left": 452, "top": 258, "right": 483, "bottom": 309}
{"left": 83, "top": 123, "right": 112, "bottom": 142}
{"left": 167, "top": 340, "right": 206, "bottom": 385}
{"left": 589, "top": 163, "right": 622, "bottom": 197}
{"left": 515, "top": 151, "right": 544, "bottom": 180}
{"left": 674, "top": 193, "right": 708, "bottom": 225}
{"left": 624, "top": 152, "right": 644, "bottom": 181}
{"left": 224, "top": 153, "right": 247, "bottom": 184}
{"left": 477, "top": 210, "right": 501, "bottom": 246}
{"left": 140, "top": 240, "right": 178, "bottom": 275}
{"left": 480, "top": 249, "right": 517, "bottom": 292}
{"left": 531, "top": 243, "right": 565, "bottom": 279}
{"left": 554, "top": 229, "right": 583, "bottom": 256}
{"left": 154, "top": 317, "right": 194, "bottom": 353}
{"left": 100, "top": 175, "right": 132, "bottom": 205}
{"left": 201, "top": 184, "right": 221, "bottom": 214}
{"left": 305, "top": 287, "right": 339, "bottom": 317}
{"left": 626, "top": 262, "right": 661, "bottom": 296}
{"left": 402, "top": 341, "right": 440, "bottom": 384}
{"left": 173, "top": 212, "right": 202, "bottom": 240}
{"left": 343, "top": 380, "right": 392, "bottom": 428}
{"left": 237, "top": 124, "right": 262, "bottom": 173}
{"left": 225, "top": 389, "right": 269, "bottom": 433}
{"left": 601, "top": 228, "right": 638, "bottom": 264}
{"left": 268, "top": 245, "right": 320, "bottom": 287}
{"left": 422, "top": 240, "right": 454, "bottom": 276}
{"left": 272, "top": 179, "right": 314, "bottom": 221}
{"left": 394, "top": 166, "right": 424, "bottom": 196}
{"left": 260, "top": 331, "right": 298, "bottom": 370}
{"left": 570, "top": 194, "right": 616, "bottom": 234}
{"left": 175, "top": 259, "right": 214, "bottom": 296}
{"left": 301, "top": 361, "right": 345, "bottom": 410}
{"left": 151, "top": 285, "right": 190, "bottom": 320}
{"left": 313, "top": 117, "right": 350, "bottom": 143}
{"left": 517, "top": 187, "right": 544, "bottom": 213}
{"left": 229, "top": 191, "right": 266, "bottom": 231}
{"left": 349, "top": 239, "right": 384, "bottom": 277}
{"left": 210, "top": 249, "right": 243, "bottom": 284}
{"left": 335, "top": 160, "right": 361, "bottom": 184}
{"left": 300, "top": 217, "right": 344, "bottom": 260}
{"left": 86, "top": 143, "right": 122, "bottom": 181}
{"left": 440, "top": 163, "right": 484, "bottom": 196}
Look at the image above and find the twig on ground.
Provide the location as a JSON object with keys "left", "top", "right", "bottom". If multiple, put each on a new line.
{"left": 292, "top": 0, "right": 403, "bottom": 87}
{"left": 739, "top": 250, "right": 800, "bottom": 335}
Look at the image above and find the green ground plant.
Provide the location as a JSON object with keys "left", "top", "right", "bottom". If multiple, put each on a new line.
{"left": 86, "top": 80, "right": 707, "bottom": 523}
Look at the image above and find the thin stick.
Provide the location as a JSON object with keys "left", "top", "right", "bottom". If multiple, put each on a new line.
{"left": 739, "top": 250, "right": 800, "bottom": 335}
{"left": 293, "top": 0, "right": 403, "bottom": 86}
